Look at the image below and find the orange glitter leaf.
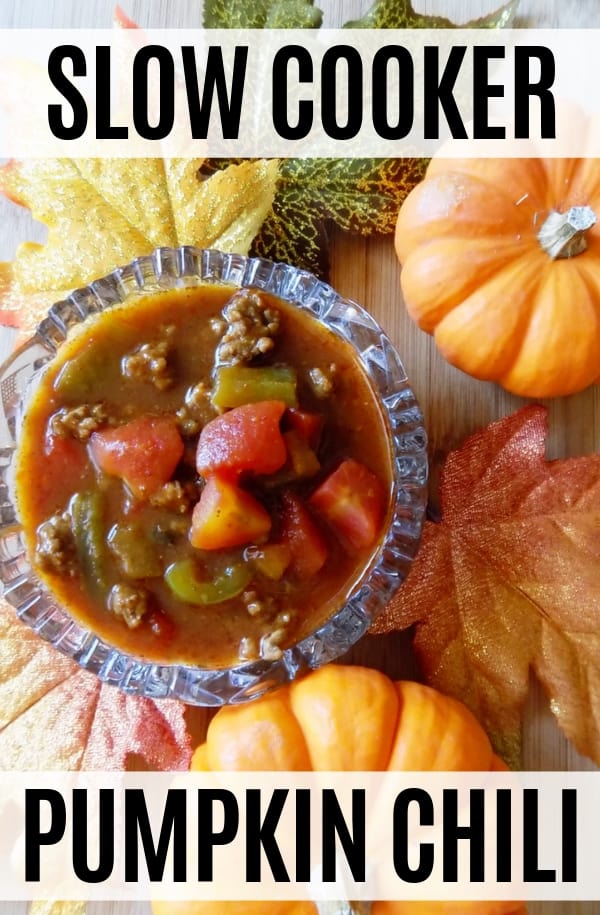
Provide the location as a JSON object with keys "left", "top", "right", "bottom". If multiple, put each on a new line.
{"left": 374, "top": 405, "right": 600, "bottom": 767}
{"left": 0, "top": 602, "right": 191, "bottom": 771}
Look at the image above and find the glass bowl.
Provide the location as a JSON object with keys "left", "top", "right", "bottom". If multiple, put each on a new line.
{"left": 0, "top": 247, "right": 427, "bottom": 706}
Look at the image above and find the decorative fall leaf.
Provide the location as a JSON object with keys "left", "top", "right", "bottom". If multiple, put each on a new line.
{"left": 0, "top": 157, "right": 279, "bottom": 336}
{"left": 100, "top": 2, "right": 514, "bottom": 279}
{"left": 204, "top": 0, "right": 518, "bottom": 29}
{"left": 29, "top": 902, "right": 85, "bottom": 915}
{"left": 254, "top": 157, "right": 429, "bottom": 276}
{"left": 199, "top": 0, "right": 515, "bottom": 274}
{"left": 372, "top": 406, "right": 600, "bottom": 768}
{"left": 204, "top": 0, "right": 322, "bottom": 28}
{"left": 344, "top": 0, "right": 518, "bottom": 28}
{"left": 0, "top": 601, "right": 191, "bottom": 770}
{"left": 204, "top": 157, "right": 429, "bottom": 276}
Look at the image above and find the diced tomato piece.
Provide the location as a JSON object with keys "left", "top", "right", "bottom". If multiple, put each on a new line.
{"left": 37, "top": 432, "right": 90, "bottom": 505}
{"left": 283, "top": 408, "right": 324, "bottom": 449}
{"left": 89, "top": 415, "right": 184, "bottom": 499}
{"left": 279, "top": 491, "right": 328, "bottom": 578}
{"left": 309, "top": 458, "right": 387, "bottom": 551}
{"left": 196, "top": 400, "right": 287, "bottom": 477}
{"left": 190, "top": 474, "right": 272, "bottom": 550}
{"left": 44, "top": 431, "right": 89, "bottom": 476}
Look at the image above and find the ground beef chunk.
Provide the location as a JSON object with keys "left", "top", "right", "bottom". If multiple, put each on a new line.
{"left": 108, "top": 582, "right": 149, "bottom": 628}
{"left": 151, "top": 515, "right": 191, "bottom": 544}
{"left": 176, "top": 382, "right": 216, "bottom": 436}
{"left": 149, "top": 480, "right": 193, "bottom": 513}
{"left": 122, "top": 338, "right": 174, "bottom": 391}
{"left": 210, "top": 316, "right": 227, "bottom": 336}
{"left": 216, "top": 290, "right": 281, "bottom": 365}
{"left": 35, "top": 511, "right": 77, "bottom": 575}
{"left": 260, "top": 627, "right": 286, "bottom": 661}
{"left": 259, "top": 611, "right": 293, "bottom": 661}
{"left": 308, "top": 365, "right": 336, "bottom": 398}
{"left": 238, "top": 607, "right": 293, "bottom": 662}
{"left": 50, "top": 403, "right": 110, "bottom": 442}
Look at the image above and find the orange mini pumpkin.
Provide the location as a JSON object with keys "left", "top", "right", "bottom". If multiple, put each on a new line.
{"left": 152, "top": 665, "right": 525, "bottom": 915}
{"left": 395, "top": 157, "right": 600, "bottom": 398}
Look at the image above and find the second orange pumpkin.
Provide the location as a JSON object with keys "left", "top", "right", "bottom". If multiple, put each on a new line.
{"left": 153, "top": 665, "right": 525, "bottom": 915}
{"left": 395, "top": 157, "right": 600, "bottom": 398}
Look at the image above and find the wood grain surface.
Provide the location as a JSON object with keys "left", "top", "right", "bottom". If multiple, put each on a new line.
{"left": 0, "top": 1, "right": 598, "bottom": 913}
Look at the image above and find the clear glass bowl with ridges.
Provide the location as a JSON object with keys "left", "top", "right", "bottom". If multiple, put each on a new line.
{"left": 0, "top": 247, "right": 428, "bottom": 706}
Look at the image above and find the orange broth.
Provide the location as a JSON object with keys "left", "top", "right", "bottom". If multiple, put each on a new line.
{"left": 15, "top": 285, "right": 393, "bottom": 667}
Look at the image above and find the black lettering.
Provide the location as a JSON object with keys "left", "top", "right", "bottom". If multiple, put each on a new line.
{"left": 372, "top": 45, "right": 414, "bottom": 140}
{"left": 96, "top": 46, "right": 128, "bottom": 139}
{"left": 321, "top": 45, "right": 362, "bottom": 141}
{"left": 132, "top": 45, "right": 175, "bottom": 141}
{"left": 197, "top": 789, "right": 239, "bottom": 881}
{"left": 514, "top": 46, "right": 555, "bottom": 138}
{"left": 182, "top": 45, "right": 247, "bottom": 140}
{"left": 246, "top": 788, "right": 289, "bottom": 882}
{"left": 443, "top": 789, "right": 485, "bottom": 882}
{"left": 423, "top": 45, "right": 468, "bottom": 139}
{"left": 272, "top": 45, "right": 313, "bottom": 140}
{"left": 295, "top": 788, "right": 311, "bottom": 882}
{"left": 472, "top": 46, "right": 505, "bottom": 139}
{"left": 523, "top": 789, "right": 556, "bottom": 881}
{"left": 72, "top": 789, "right": 114, "bottom": 883}
{"left": 124, "top": 788, "right": 186, "bottom": 882}
{"left": 562, "top": 789, "right": 577, "bottom": 882}
{"left": 322, "top": 788, "right": 365, "bottom": 882}
{"left": 47, "top": 45, "right": 88, "bottom": 140}
{"left": 392, "top": 788, "right": 434, "bottom": 883}
{"left": 25, "top": 789, "right": 66, "bottom": 882}
{"left": 496, "top": 788, "right": 512, "bottom": 882}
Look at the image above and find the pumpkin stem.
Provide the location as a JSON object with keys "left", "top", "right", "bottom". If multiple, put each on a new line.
{"left": 315, "top": 903, "right": 371, "bottom": 915}
{"left": 537, "top": 205, "right": 597, "bottom": 259}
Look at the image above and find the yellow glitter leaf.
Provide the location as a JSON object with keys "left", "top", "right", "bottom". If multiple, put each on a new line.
{"left": 185, "top": 159, "right": 280, "bottom": 252}
{"left": 28, "top": 902, "right": 87, "bottom": 915}
{"left": 1, "top": 158, "right": 149, "bottom": 294}
{"left": 0, "top": 155, "right": 279, "bottom": 318}
{"left": 74, "top": 158, "right": 179, "bottom": 249}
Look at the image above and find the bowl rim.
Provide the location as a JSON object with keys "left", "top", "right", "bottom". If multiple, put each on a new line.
{"left": 0, "top": 246, "right": 428, "bottom": 706}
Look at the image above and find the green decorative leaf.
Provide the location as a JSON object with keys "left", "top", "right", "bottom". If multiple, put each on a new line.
{"left": 202, "top": 157, "right": 428, "bottom": 276}
{"left": 252, "top": 203, "right": 330, "bottom": 278}
{"left": 264, "top": 0, "right": 323, "bottom": 27}
{"left": 344, "top": 0, "right": 518, "bottom": 29}
{"left": 202, "top": 0, "right": 517, "bottom": 274}
{"left": 250, "top": 162, "right": 430, "bottom": 276}
{"left": 278, "top": 158, "right": 428, "bottom": 235}
{"left": 204, "top": 0, "right": 322, "bottom": 28}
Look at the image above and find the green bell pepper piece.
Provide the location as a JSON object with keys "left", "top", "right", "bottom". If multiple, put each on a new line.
{"left": 54, "top": 340, "right": 114, "bottom": 400}
{"left": 165, "top": 558, "right": 252, "bottom": 605}
{"left": 70, "top": 490, "right": 109, "bottom": 595}
{"left": 211, "top": 364, "right": 298, "bottom": 410}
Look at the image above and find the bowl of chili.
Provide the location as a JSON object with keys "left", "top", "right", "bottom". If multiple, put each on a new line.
{"left": 0, "top": 248, "right": 427, "bottom": 705}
